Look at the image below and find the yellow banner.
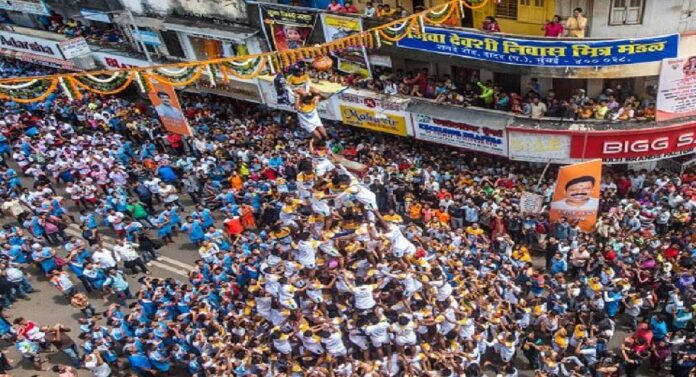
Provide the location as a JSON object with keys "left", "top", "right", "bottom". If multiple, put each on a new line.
{"left": 337, "top": 60, "right": 370, "bottom": 77}
{"left": 323, "top": 14, "right": 361, "bottom": 31}
{"left": 340, "top": 104, "right": 408, "bottom": 136}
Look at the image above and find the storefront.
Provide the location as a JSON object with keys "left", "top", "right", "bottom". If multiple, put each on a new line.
{"left": 91, "top": 51, "right": 153, "bottom": 69}
{"left": 0, "top": 30, "right": 94, "bottom": 70}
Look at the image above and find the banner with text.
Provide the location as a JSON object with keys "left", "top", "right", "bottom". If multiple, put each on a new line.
{"left": 336, "top": 88, "right": 411, "bottom": 136}
{"left": 0, "top": 0, "right": 47, "bottom": 15}
{"left": 411, "top": 113, "right": 507, "bottom": 156}
{"left": 339, "top": 105, "right": 409, "bottom": 136}
{"left": 321, "top": 13, "right": 370, "bottom": 77}
{"left": 259, "top": 4, "right": 317, "bottom": 51}
{"left": 656, "top": 56, "right": 696, "bottom": 121}
{"left": 507, "top": 128, "right": 574, "bottom": 163}
{"left": 550, "top": 159, "right": 602, "bottom": 233}
{"left": 147, "top": 79, "right": 193, "bottom": 136}
{"left": 568, "top": 122, "right": 696, "bottom": 163}
{"left": 397, "top": 26, "right": 679, "bottom": 67}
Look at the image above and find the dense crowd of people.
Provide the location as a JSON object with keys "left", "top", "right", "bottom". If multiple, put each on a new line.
{"left": 0, "top": 56, "right": 694, "bottom": 377}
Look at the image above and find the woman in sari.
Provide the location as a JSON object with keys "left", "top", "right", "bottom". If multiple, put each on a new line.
{"left": 240, "top": 203, "right": 257, "bottom": 230}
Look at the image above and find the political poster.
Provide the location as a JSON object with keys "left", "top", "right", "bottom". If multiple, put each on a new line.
{"left": 321, "top": 13, "right": 370, "bottom": 77}
{"left": 397, "top": 26, "right": 679, "bottom": 67}
{"left": 656, "top": 56, "right": 696, "bottom": 121}
{"left": 549, "top": 159, "right": 602, "bottom": 233}
{"left": 147, "top": 79, "right": 193, "bottom": 136}
{"left": 259, "top": 4, "right": 317, "bottom": 51}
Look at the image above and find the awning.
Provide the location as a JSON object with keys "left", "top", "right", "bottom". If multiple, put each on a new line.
{"left": 162, "top": 17, "right": 257, "bottom": 41}
{"left": 184, "top": 79, "right": 261, "bottom": 103}
{"left": 406, "top": 99, "right": 511, "bottom": 129}
{"left": 111, "top": 14, "right": 163, "bottom": 30}
{"left": 0, "top": 47, "right": 81, "bottom": 71}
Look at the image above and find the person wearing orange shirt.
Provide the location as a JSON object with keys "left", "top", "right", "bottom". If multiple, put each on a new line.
{"left": 434, "top": 206, "right": 451, "bottom": 225}
{"left": 408, "top": 201, "right": 422, "bottom": 223}
{"left": 228, "top": 172, "right": 244, "bottom": 191}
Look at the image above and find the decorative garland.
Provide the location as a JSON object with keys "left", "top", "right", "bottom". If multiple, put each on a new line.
{"left": 0, "top": 79, "right": 38, "bottom": 90}
{"left": 221, "top": 57, "right": 268, "bottom": 80}
{"left": 73, "top": 72, "right": 131, "bottom": 94}
{"left": 0, "top": 0, "right": 489, "bottom": 102}
{"left": 148, "top": 66, "right": 204, "bottom": 86}
{"left": 0, "top": 79, "right": 58, "bottom": 103}
{"left": 72, "top": 73, "right": 134, "bottom": 95}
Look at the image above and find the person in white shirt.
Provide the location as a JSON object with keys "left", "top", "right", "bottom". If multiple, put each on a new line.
{"left": 113, "top": 239, "right": 150, "bottom": 275}
{"left": 92, "top": 248, "right": 117, "bottom": 270}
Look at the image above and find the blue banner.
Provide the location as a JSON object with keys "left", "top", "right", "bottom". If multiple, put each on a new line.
{"left": 396, "top": 26, "right": 680, "bottom": 67}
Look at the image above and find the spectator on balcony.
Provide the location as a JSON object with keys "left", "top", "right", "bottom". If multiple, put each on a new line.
{"left": 613, "top": 103, "right": 635, "bottom": 121}
{"left": 477, "top": 81, "right": 494, "bottom": 108}
{"left": 395, "top": 5, "right": 410, "bottom": 18}
{"left": 378, "top": 4, "right": 396, "bottom": 18}
{"left": 542, "top": 15, "right": 564, "bottom": 37}
{"left": 597, "top": 88, "right": 614, "bottom": 103}
{"left": 526, "top": 78, "right": 541, "bottom": 96}
{"left": 405, "top": 68, "right": 428, "bottom": 97}
{"left": 577, "top": 99, "right": 595, "bottom": 120}
{"left": 364, "top": 2, "right": 376, "bottom": 17}
{"left": 327, "top": 0, "right": 345, "bottom": 12}
{"left": 494, "top": 91, "right": 511, "bottom": 111}
{"left": 606, "top": 94, "right": 621, "bottom": 112}
{"left": 530, "top": 97, "right": 547, "bottom": 119}
{"left": 566, "top": 7, "right": 587, "bottom": 38}
{"left": 342, "top": 0, "right": 359, "bottom": 13}
{"left": 48, "top": 10, "right": 64, "bottom": 27}
{"left": 482, "top": 16, "right": 501, "bottom": 32}
{"left": 510, "top": 93, "right": 523, "bottom": 113}
{"left": 595, "top": 100, "right": 610, "bottom": 120}
{"left": 641, "top": 103, "right": 656, "bottom": 121}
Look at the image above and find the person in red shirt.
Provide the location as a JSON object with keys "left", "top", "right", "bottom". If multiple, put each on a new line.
{"left": 542, "top": 15, "right": 564, "bottom": 37}
{"left": 342, "top": 0, "right": 358, "bottom": 13}
{"left": 481, "top": 16, "right": 501, "bottom": 32}
{"left": 166, "top": 133, "right": 184, "bottom": 155}
{"left": 663, "top": 243, "right": 680, "bottom": 259}
{"left": 616, "top": 175, "right": 632, "bottom": 198}
{"left": 405, "top": 68, "right": 429, "bottom": 97}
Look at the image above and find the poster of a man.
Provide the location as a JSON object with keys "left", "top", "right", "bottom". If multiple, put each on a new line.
{"left": 154, "top": 91, "right": 185, "bottom": 121}
{"left": 550, "top": 175, "right": 599, "bottom": 211}
{"left": 549, "top": 159, "right": 602, "bottom": 232}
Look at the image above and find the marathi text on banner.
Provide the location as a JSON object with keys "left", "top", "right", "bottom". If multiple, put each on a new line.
{"left": 397, "top": 26, "right": 679, "bottom": 67}
{"left": 147, "top": 79, "right": 193, "bottom": 136}
{"left": 411, "top": 113, "right": 506, "bottom": 156}
{"left": 340, "top": 104, "right": 408, "bottom": 136}
{"left": 656, "top": 56, "right": 696, "bottom": 121}
{"left": 321, "top": 13, "right": 370, "bottom": 77}
{"left": 549, "top": 159, "right": 602, "bottom": 233}
{"left": 259, "top": 4, "right": 317, "bottom": 51}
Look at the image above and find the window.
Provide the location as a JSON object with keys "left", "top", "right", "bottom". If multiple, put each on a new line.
{"left": 518, "top": 0, "right": 546, "bottom": 23}
{"left": 496, "top": 0, "right": 517, "bottom": 19}
{"left": 610, "top": 0, "right": 644, "bottom": 25}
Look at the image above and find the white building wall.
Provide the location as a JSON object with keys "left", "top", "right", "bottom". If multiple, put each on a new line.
{"left": 588, "top": 0, "right": 687, "bottom": 38}
{"left": 119, "top": 0, "right": 246, "bottom": 20}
